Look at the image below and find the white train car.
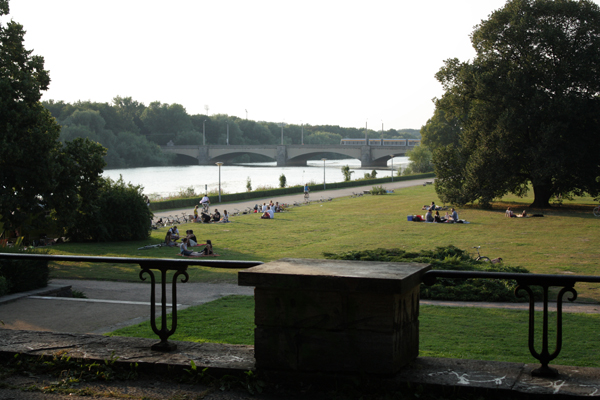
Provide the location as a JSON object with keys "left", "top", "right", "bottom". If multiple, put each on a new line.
{"left": 341, "top": 138, "right": 418, "bottom": 146}
{"left": 340, "top": 138, "right": 367, "bottom": 145}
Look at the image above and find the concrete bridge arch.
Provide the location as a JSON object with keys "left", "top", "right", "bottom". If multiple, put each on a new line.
{"left": 161, "top": 144, "right": 412, "bottom": 167}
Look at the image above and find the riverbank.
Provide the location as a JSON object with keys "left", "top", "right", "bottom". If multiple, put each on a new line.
{"left": 151, "top": 177, "right": 435, "bottom": 219}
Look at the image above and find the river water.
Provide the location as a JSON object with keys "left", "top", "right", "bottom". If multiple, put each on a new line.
{"left": 102, "top": 157, "right": 410, "bottom": 199}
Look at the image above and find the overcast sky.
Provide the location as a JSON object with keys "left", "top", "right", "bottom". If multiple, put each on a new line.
{"left": 7, "top": 0, "right": 599, "bottom": 130}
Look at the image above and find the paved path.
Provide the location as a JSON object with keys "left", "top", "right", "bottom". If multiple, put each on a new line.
{"left": 0, "top": 280, "right": 254, "bottom": 335}
{"left": 152, "top": 177, "right": 435, "bottom": 220}
{"left": 1, "top": 279, "right": 599, "bottom": 338}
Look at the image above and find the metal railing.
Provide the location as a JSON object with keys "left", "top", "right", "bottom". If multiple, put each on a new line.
{"left": 0, "top": 253, "right": 262, "bottom": 351}
{"left": 423, "top": 270, "right": 600, "bottom": 377}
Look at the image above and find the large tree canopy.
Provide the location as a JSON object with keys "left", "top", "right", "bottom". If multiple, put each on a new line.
{"left": 424, "top": 0, "right": 600, "bottom": 208}
{"left": 0, "top": 0, "right": 63, "bottom": 231}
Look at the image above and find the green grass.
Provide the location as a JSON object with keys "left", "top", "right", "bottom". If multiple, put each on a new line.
{"left": 107, "top": 295, "right": 255, "bottom": 344}
{"left": 108, "top": 295, "right": 600, "bottom": 368}
{"left": 40, "top": 184, "right": 600, "bottom": 299}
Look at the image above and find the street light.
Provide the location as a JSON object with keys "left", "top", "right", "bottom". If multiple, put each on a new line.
{"left": 322, "top": 158, "right": 327, "bottom": 189}
{"left": 390, "top": 155, "right": 394, "bottom": 182}
{"left": 216, "top": 162, "right": 223, "bottom": 202}
{"left": 226, "top": 122, "right": 229, "bottom": 145}
{"left": 203, "top": 119, "right": 206, "bottom": 146}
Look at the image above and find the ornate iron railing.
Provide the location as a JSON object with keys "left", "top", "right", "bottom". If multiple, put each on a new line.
{"left": 422, "top": 270, "right": 600, "bottom": 377}
{"left": 0, "top": 253, "right": 262, "bottom": 351}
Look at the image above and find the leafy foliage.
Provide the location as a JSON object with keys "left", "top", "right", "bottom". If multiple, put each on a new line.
{"left": 403, "top": 145, "right": 433, "bottom": 175}
{"left": 370, "top": 185, "right": 387, "bottom": 195}
{"left": 324, "top": 246, "right": 536, "bottom": 302}
{"left": 0, "top": 3, "right": 62, "bottom": 232}
{"left": 0, "top": 247, "right": 50, "bottom": 293}
{"left": 341, "top": 165, "right": 354, "bottom": 181}
{"left": 68, "top": 176, "right": 152, "bottom": 242}
{"left": 424, "top": 0, "right": 600, "bottom": 208}
{"left": 279, "top": 173, "right": 287, "bottom": 188}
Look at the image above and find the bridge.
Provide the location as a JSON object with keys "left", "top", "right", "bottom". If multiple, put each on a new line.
{"left": 161, "top": 144, "right": 414, "bottom": 167}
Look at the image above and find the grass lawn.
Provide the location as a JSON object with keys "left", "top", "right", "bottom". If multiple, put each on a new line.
{"left": 42, "top": 184, "right": 600, "bottom": 299}
{"left": 10, "top": 182, "right": 599, "bottom": 367}
{"left": 108, "top": 295, "right": 600, "bottom": 368}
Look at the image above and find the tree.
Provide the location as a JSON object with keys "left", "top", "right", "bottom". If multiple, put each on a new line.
{"left": 341, "top": 165, "right": 354, "bottom": 181}
{"left": 426, "top": 0, "right": 600, "bottom": 208}
{"left": 279, "top": 174, "right": 287, "bottom": 188}
{"left": 404, "top": 145, "right": 434, "bottom": 175}
{"left": 0, "top": 1, "right": 62, "bottom": 232}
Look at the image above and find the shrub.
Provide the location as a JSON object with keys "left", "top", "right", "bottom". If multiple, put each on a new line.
{"left": 279, "top": 174, "right": 287, "bottom": 188}
{"left": 0, "top": 247, "right": 50, "bottom": 294}
{"left": 370, "top": 186, "right": 386, "bottom": 195}
{"left": 341, "top": 165, "right": 353, "bottom": 182}
{"left": 324, "top": 245, "right": 539, "bottom": 302}
{"left": 0, "top": 276, "right": 8, "bottom": 296}
{"left": 68, "top": 176, "right": 152, "bottom": 242}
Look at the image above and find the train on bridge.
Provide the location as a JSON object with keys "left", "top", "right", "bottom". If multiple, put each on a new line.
{"left": 340, "top": 138, "right": 420, "bottom": 146}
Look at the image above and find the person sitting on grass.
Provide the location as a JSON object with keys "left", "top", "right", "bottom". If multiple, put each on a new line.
{"left": 200, "top": 212, "right": 211, "bottom": 223}
{"left": 517, "top": 210, "right": 528, "bottom": 218}
{"left": 425, "top": 209, "right": 434, "bottom": 222}
{"left": 186, "top": 230, "right": 198, "bottom": 246}
{"left": 219, "top": 210, "right": 229, "bottom": 223}
{"left": 179, "top": 238, "right": 193, "bottom": 256}
{"left": 261, "top": 206, "right": 272, "bottom": 219}
{"left": 194, "top": 205, "right": 199, "bottom": 222}
{"left": 165, "top": 231, "right": 178, "bottom": 247}
{"left": 449, "top": 208, "right": 459, "bottom": 223}
{"left": 434, "top": 210, "right": 443, "bottom": 223}
{"left": 169, "top": 225, "right": 180, "bottom": 240}
{"left": 505, "top": 207, "right": 516, "bottom": 218}
{"left": 211, "top": 209, "right": 221, "bottom": 222}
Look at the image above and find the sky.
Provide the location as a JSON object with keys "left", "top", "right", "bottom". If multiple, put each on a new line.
{"left": 6, "top": 0, "right": 596, "bottom": 131}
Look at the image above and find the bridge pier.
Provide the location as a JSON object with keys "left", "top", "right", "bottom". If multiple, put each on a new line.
{"left": 197, "top": 147, "right": 210, "bottom": 165}
{"left": 276, "top": 146, "right": 287, "bottom": 167}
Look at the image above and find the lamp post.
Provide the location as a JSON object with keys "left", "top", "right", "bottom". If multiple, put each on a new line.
{"left": 203, "top": 119, "right": 206, "bottom": 146}
{"left": 226, "top": 122, "right": 229, "bottom": 145}
{"left": 322, "top": 158, "right": 327, "bottom": 189}
{"left": 216, "top": 162, "right": 223, "bottom": 202}
{"left": 301, "top": 123, "right": 304, "bottom": 145}
{"left": 390, "top": 155, "right": 394, "bottom": 182}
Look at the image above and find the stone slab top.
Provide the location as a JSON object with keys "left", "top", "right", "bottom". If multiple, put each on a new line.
{"left": 238, "top": 258, "right": 431, "bottom": 293}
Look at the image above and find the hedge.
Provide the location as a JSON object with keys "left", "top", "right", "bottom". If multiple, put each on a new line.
{"left": 0, "top": 247, "right": 50, "bottom": 294}
{"left": 149, "top": 172, "right": 435, "bottom": 212}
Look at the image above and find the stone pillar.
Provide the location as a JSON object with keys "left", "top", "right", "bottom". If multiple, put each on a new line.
{"left": 360, "top": 145, "right": 372, "bottom": 167}
{"left": 238, "top": 258, "right": 430, "bottom": 375}
{"left": 197, "top": 146, "right": 210, "bottom": 165}
{"left": 276, "top": 145, "right": 287, "bottom": 166}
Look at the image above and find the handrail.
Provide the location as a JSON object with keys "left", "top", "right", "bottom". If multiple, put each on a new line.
{"left": 0, "top": 253, "right": 262, "bottom": 351}
{"left": 0, "top": 252, "right": 262, "bottom": 269}
{"left": 423, "top": 270, "right": 600, "bottom": 377}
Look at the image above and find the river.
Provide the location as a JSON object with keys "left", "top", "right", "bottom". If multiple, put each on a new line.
{"left": 102, "top": 158, "right": 410, "bottom": 199}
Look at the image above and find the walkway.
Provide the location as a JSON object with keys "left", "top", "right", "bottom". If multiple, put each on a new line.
{"left": 152, "top": 177, "right": 435, "bottom": 220}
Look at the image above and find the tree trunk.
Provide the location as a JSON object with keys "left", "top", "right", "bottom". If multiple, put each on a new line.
{"left": 530, "top": 184, "right": 552, "bottom": 208}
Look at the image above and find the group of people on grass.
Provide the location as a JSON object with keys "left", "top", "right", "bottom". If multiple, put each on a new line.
{"left": 163, "top": 225, "right": 214, "bottom": 256}
{"left": 255, "top": 200, "right": 284, "bottom": 219}
{"left": 413, "top": 202, "right": 461, "bottom": 223}
{"left": 193, "top": 203, "right": 229, "bottom": 223}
